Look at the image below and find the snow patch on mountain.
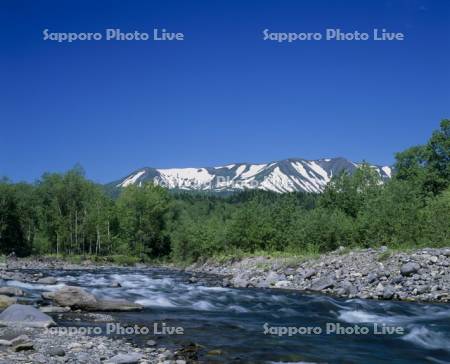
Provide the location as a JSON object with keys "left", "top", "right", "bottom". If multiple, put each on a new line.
{"left": 113, "top": 157, "right": 392, "bottom": 194}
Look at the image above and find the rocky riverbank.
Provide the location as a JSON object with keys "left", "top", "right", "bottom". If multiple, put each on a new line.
{"left": 187, "top": 247, "right": 450, "bottom": 303}
{"left": 0, "top": 260, "right": 189, "bottom": 364}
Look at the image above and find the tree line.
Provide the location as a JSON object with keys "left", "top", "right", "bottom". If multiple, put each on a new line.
{"left": 0, "top": 120, "right": 448, "bottom": 263}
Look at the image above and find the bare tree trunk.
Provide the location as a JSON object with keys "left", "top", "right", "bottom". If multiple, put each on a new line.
{"left": 56, "top": 232, "right": 59, "bottom": 257}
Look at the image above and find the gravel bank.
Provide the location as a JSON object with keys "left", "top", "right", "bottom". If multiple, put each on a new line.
{"left": 188, "top": 247, "right": 450, "bottom": 303}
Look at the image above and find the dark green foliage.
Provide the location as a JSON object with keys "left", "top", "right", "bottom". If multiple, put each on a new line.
{"left": 116, "top": 183, "right": 171, "bottom": 257}
{"left": 395, "top": 119, "right": 450, "bottom": 196}
{"left": 0, "top": 121, "right": 448, "bottom": 262}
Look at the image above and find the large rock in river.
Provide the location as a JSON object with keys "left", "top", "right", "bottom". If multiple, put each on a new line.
{"left": 0, "top": 287, "right": 24, "bottom": 297}
{"left": 36, "top": 277, "right": 58, "bottom": 285}
{"left": 0, "top": 304, "right": 55, "bottom": 328}
{"left": 52, "top": 286, "right": 97, "bottom": 309}
{"left": 50, "top": 286, "right": 143, "bottom": 312}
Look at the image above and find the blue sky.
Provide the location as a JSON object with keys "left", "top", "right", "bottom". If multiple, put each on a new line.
{"left": 0, "top": 0, "right": 449, "bottom": 183}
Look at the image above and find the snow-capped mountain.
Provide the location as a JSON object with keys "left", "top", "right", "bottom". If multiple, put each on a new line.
{"left": 110, "top": 157, "right": 392, "bottom": 194}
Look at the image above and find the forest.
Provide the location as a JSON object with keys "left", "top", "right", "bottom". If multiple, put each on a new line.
{"left": 0, "top": 120, "right": 448, "bottom": 263}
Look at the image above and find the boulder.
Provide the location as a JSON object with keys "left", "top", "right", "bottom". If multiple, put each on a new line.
{"left": 49, "top": 286, "right": 142, "bottom": 311}
{"left": 105, "top": 352, "right": 143, "bottom": 364}
{"left": 47, "top": 347, "right": 66, "bottom": 357}
{"left": 37, "top": 277, "right": 58, "bottom": 285}
{"left": 340, "top": 281, "right": 357, "bottom": 295}
{"left": 400, "top": 262, "right": 420, "bottom": 276}
{"left": 382, "top": 286, "right": 396, "bottom": 300}
{"left": 232, "top": 273, "right": 250, "bottom": 288}
{"left": 310, "top": 276, "right": 335, "bottom": 291}
{"left": 0, "top": 295, "right": 17, "bottom": 309}
{"left": 303, "top": 269, "right": 317, "bottom": 279}
{"left": 0, "top": 334, "right": 35, "bottom": 352}
{"left": 264, "top": 271, "right": 284, "bottom": 286}
{"left": 51, "top": 286, "right": 97, "bottom": 309}
{"left": 0, "top": 304, "right": 55, "bottom": 328}
{"left": 0, "top": 287, "right": 24, "bottom": 296}
{"left": 367, "top": 272, "right": 378, "bottom": 284}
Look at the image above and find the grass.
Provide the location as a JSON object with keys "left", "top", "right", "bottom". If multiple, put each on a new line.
{"left": 201, "top": 244, "right": 323, "bottom": 268}
{"left": 41, "top": 253, "right": 142, "bottom": 266}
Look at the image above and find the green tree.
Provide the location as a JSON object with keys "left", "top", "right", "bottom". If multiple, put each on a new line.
{"left": 117, "top": 183, "right": 171, "bottom": 258}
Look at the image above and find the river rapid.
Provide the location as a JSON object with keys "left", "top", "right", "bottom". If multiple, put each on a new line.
{"left": 4, "top": 267, "right": 450, "bottom": 364}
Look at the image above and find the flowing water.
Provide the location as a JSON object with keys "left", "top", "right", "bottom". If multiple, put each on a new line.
{"left": 5, "top": 267, "right": 450, "bottom": 364}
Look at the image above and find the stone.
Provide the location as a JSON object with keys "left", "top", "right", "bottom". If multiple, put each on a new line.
{"left": 274, "top": 280, "right": 291, "bottom": 288}
{"left": 232, "top": 274, "right": 250, "bottom": 288}
{"left": 0, "top": 295, "right": 17, "bottom": 309}
{"left": 0, "top": 304, "right": 55, "bottom": 328}
{"left": 265, "top": 271, "right": 284, "bottom": 286}
{"left": 39, "top": 305, "right": 71, "bottom": 313}
{"left": 303, "top": 269, "right": 316, "bottom": 279}
{"left": 0, "top": 287, "right": 24, "bottom": 296}
{"left": 367, "top": 273, "right": 378, "bottom": 284}
{"left": 105, "top": 352, "right": 143, "bottom": 364}
{"left": 8, "top": 335, "right": 34, "bottom": 352}
{"left": 51, "top": 286, "right": 97, "bottom": 309}
{"left": 37, "top": 277, "right": 58, "bottom": 284}
{"left": 48, "top": 347, "right": 66, "bottom": 356}
{"left": 382, "top": 286, "right": 396, "bottom": 300}
{"left": 13, "top": 341, "right": 34, "bottom": 352}
{"left": 401, "top": 262, "right": 420, "bottom": 276}
{"left": 41, "top": 291, "right": 56, "bottom": 300}
{"left": 146, "top": 340, "right": 157, "bottom": 346}
{"left": 222, "top": 278, "right": 231, "bottom": 287}
{"left": 310, "top": 276, "right": 335, "bottom": 291}
{"left": 68, "top": 342, "right": 83, "bottom": 350}
{"left": 340, "top": 281, "right": 356, "bottom": 295}
{"left": 375, "top": 283, "right": 384, "bottom": 295}
{"left": 49, "top": 287, "right": 142, "bottom": 312}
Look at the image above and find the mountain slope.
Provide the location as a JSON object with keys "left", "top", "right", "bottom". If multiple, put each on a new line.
{"left": 108, "top": 157, "right": 392, "bottom": 194}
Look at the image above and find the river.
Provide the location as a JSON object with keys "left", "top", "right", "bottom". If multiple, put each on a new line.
{"left": 5, "top": 267, "right": 450, "bottom": 363}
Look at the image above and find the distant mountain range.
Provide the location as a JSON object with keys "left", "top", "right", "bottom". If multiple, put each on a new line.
{"left": 107, "top": 157, "right": 392, "bottom": 194}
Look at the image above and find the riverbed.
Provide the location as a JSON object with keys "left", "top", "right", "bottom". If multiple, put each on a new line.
{"left": 5, "top": 267, "right": 450, "bottom": 363}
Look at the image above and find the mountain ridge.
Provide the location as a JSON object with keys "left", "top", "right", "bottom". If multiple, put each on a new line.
{"left": 107, "top": 157, "right": 392, "bottom": 194}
